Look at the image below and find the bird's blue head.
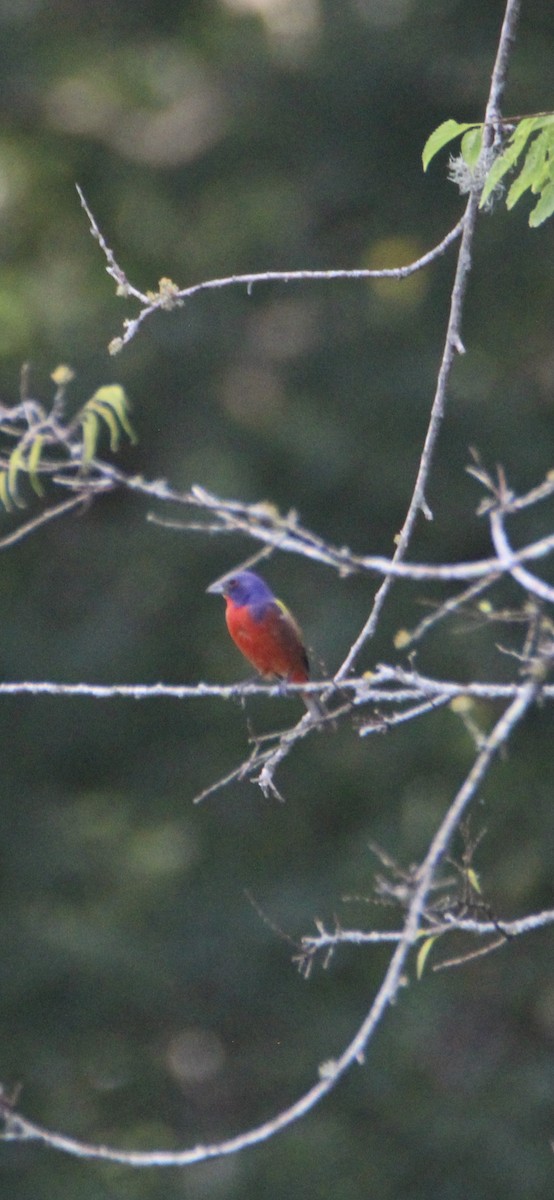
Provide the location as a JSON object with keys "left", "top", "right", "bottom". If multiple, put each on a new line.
{"left": 207, "top": 570, "right": 275, "bottom": 608}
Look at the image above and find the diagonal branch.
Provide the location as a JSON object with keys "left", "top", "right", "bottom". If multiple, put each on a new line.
{"left": 333, "top": 0, "right": 522, "bottom": 682}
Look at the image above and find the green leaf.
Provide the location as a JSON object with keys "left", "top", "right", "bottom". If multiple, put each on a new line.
{"left": 89, "top": 385, "right": 137, "bottom": 444}
{"left": 530, "top": 155, "right": 554, "bottom": 195}
{"left": 466, "top": 868, "right": 481, "bottom": 895}
{"left": 27, "top": 435, "right": 45, "bottom": 497}
{"left": 416, "top": 935, "right": 439, "bottom": 980}
{"left": 530, "top": 129, "right": 554, "bottom": 194}
{"left": 422, "top": 120, "right": 481, "bottom": 172}
{"left": 505, "top": 129, "right": 552, "bottom": 209}
{"left": 510, "top": 114, "right": 554, "bottom": 143}
{"left": 7, "top": 443, "right": 28, "bottom": 508}
{"left": 480, "top": 117, "right": 554, "bottom": 209}
{"left": 460, "top": 126, "right": 483, "bottom": 170}
{"left": 80, "top": 410, "right": 100, "bottom": 466}
{"left": 0, "top": 470, "right": 13, "bottom": 512}
{"left": 480, "top": 146, "right": 521, "bottom": 208}
{"left": 88, "top": 399, "right": 122, "bottom": 451}
{"left": 529, "top": 178, "right": 554, "bottom": 227}
{"left": 89, "top": 384, "right": 126, "bottom": 414}
{"left": 78, "top": 383, "right": 136, "bottom": 462}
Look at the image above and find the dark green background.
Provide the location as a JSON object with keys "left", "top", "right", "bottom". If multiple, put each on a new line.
{"left": 0, "top": 1, "right": 553, "bottom": 1197}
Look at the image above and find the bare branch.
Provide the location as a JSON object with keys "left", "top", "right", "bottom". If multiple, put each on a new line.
{"left": 0, "top": 678, "right": 536, "bottom": 1167}
{"left": 0, "top": 666, "right": 548, "bottom": 806}
{"left": 0, "top": 670, "right": 550, "bottom": 709}
{"left": 0, "top": 495, "right": 89, "bottom": 550}
{"left": 483, "top": 0, "right": 521, "bottom": 129}
{"left": 76, "top": 185, "right": 150, "bottom": 307}
{"left": 0, "top": 2, "right": 538, "bottom": 1176}
{"left": 75, "top": 191, "right": 464, "bottom": 352}
{"left": 333, "top": 0, "right": 522, "bottom": 681}
{"left": 394, "top": 574, "right": 501, "bottom": 648}
{"left": 489, "top": 505, "right": 554, "bottom": 605}
{"left": 122, "top": 468, "right": 554, "bottom": 583}
{"left": 299, "top": 906, "right": 554, "bottom": 957}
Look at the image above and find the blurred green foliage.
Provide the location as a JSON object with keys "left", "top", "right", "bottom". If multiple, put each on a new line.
{"left": 0, "top": 1, "right": 553, "bottom": 1198}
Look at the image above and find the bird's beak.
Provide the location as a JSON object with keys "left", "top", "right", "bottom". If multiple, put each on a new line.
{"left": 206, "top": 577, "right": 227, "bottom": 595}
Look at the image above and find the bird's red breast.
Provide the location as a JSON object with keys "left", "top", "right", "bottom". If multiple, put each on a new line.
{"left": 225, "top": 597, "right": 309, "bottom": 683}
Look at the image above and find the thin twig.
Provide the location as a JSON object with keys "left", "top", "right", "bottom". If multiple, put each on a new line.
{"left": 0, "top": 495, "right": 88, "bottom": 550}
{"left": 75, "top": 191, "right": 464, "bottom": 352}
{"left": 396, "top": 573, "right": 501, "bottom": 648}
{"left": 76, "top": 185, "right": 150, "bottom": 306}
{"left": 83, "top": 462, "right": 554, "bottom": 585}
{"left": 490, "top": 506, "right": 554, "bottom": 605}
{"left": 300, "top": 906, "right": 554, "bottom": 956}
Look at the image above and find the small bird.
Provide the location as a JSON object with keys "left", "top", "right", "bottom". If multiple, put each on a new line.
{"left": 207, "top": 569, "right": 325, "bottom": 718}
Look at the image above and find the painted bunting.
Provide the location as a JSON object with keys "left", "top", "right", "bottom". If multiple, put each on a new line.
{"left": 207, "top": 570, "right": 325, "bottom": 718}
